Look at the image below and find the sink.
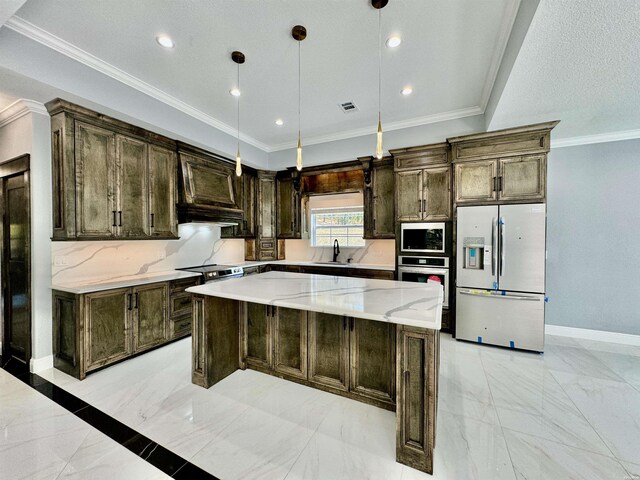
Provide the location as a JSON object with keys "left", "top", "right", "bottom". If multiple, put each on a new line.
{"left": 312, "top": 261, "right": 348, "bottom": 266}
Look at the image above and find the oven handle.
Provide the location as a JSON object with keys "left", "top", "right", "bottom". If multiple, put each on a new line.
{"left": 398, "top": 267, "right": 448, "bottom": 275}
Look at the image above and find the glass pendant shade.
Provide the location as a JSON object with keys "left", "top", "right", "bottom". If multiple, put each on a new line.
{"left": 296, "top": 134, "right": 303, "bottom": 171}
{"left": 235, "top": 146, "right": 242, "bottom": 177}
{"left": 376, "top": 116, "right": 383, "bottom": 159}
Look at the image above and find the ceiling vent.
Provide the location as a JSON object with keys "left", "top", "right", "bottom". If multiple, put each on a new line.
{"left": 338, "top": 101, "right": 359, "bottom": 113}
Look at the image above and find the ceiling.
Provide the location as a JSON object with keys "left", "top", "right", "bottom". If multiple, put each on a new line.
{"left": 9, "top": 0, "right": 519, "bottom": 151}
{"left": 488, "top": 0, "right": 640, "bottom": 142}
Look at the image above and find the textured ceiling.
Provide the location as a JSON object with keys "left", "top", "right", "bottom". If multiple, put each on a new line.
{"left": 488, "top": 0, "right": 640, "bottom": 141}
{"left": 11, "top": 0, "right": 519, "bottom": 150}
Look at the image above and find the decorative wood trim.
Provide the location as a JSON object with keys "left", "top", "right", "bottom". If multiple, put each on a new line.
{"left": 0, "top": 153, "right": 30, "bottom": 177}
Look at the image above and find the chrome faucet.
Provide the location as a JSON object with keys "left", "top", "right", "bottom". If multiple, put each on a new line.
{"left": 332, "top": 239, "right": 340, "bottom": 263}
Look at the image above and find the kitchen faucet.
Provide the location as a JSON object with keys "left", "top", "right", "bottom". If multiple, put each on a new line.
{"left": 333, "top": 239, "right": 340, "bottom": 263}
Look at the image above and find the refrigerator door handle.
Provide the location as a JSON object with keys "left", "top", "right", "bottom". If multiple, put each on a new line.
{"left": 459, "top": 290, "right": 541, "bottom": 301}
{"left": 499, "top": 217, "right": 505, "bottom": 277}
{"left": 491, "top": 217, "right": 497, "bottom": 277}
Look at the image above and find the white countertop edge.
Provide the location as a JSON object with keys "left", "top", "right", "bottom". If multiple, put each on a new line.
{"left": 238, "top": 260, "right": 396, "bottom": 272}
{"left": 52, "top": 270, "right": 201, "bottom": 295}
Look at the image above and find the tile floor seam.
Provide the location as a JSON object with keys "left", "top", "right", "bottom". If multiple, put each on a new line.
{"left": 546, "top": 365, "right": 627, "bottom": 463}
{"left": 51, "top": 428, "right": 94, "bottom": 480}
{"left": 477, "top": 351, "right": 519, "bottom": 480}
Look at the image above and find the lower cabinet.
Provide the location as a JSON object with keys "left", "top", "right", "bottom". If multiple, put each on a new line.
{"left": 169, "top": 277, "right": 200, "bottom": 339}
{"left": 241, "top": 302, "right": 396, "bottom": 408}
{"left": 53, "top": 279, "right": 188, "bottom": 380}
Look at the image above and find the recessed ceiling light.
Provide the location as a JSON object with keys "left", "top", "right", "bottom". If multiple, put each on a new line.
{"left": 156, "top": 35, "right": 175, "bottom": 49}
{"left": 401, "top": 86, "right": 413, "bottom": 96}
{"left": 275, "top": 119, "right": 284, "bottom": 126}
{"left": 229, "top": 88, "right": 241, "bottom": 97}
{"left": 386, "top": 35, "right": 402, "bottom": 48}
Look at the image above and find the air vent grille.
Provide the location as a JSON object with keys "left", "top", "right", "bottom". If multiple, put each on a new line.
{"left": 339, "top": 102, "right": 359, "bottom": 113}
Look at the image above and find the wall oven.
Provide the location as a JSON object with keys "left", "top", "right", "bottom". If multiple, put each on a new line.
{"left": 397, "top": 256, "right": 449, "bottom": 308}
{"left": 400, "top": 222, "right": 446, "bottom": 254}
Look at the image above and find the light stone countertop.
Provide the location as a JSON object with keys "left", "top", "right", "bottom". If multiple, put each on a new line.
{"left": 237, "top": 260, "right": 396, "bottom": 271}
{"left": 187, "top": 271, "right": 442, "bottom": 330}
{"left": 52, "top": 270, "right": 202, "bottom": 294}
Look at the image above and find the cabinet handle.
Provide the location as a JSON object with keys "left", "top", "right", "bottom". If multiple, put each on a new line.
{"left": 118, "top": 211, "right": 123, "bottom": 227}
{"left": 150, "top": 213, "right": 154, "bottom": 228}
{"left": 405, "top": 370, "right": 410, "bottom": 387}
{"left": 492, "top": 176, "right": 497, "bottom": 192}
{"left": 373, "top": 218, "right": 376, "bottom": 232}
{"left": 134, "top": 292, "right": 139, "bottom": 309}
{"left": 498, "top": 176, "right": 503, "bottom": 192}
{"left": 112, "top": 211, "right": 117, "bottom": 227}
{"left": 422, "top": 199, "right": 426, "bottom": 213}
{"left": 127, "top": 293, "right": 132, "bottom": 311}
{"left": 418, "top": 199, "right": 422, "bottom": 213}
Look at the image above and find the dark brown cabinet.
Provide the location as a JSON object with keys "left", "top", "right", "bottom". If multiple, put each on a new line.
{"left": 84, "top": 288, "right": 131, "bottom": 371}
{"left": 391, "top": 143, "right": 452, "bottom": 222}
{"left": 361, "top": 157, "right": 395, "bottom": 239}
{"left": 349, "top": 317, "right": 395, "bottom": 405}
{"left": 244, "top": 302, "right": 272, "bottom": 369}
{"left": 277, "top": 174, "right": 301, "bottom": 239}
{"left": 308, "top": 312, "right": 349, "bottom": 391}
{"left": 449, "top": 122, "right": 557, "bottom": 205}
{"left": 273, "top": 306, "right": 307, "bottom": 379}
{"left": 132, "top": 283, "right": 168, "bottom": 353}
{"left": 221, "top": 170, "right": 257, "bottom": 239}
{"left": 245, "top": 171, "right": 280, "bottom": 260}
{"left": 47, "top": 99, "right": 179, "bottom": 240}
{"left": 53, "top": 279, "right": 184, "bottom": 379}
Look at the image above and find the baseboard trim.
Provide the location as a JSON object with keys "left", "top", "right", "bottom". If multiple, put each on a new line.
{"left": 546, "top": 325, "right": 640, "bottom": 346}
{"left": 30, "top": 355, "right": 54, "bottom": 373}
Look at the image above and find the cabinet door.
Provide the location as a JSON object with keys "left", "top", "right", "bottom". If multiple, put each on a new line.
{"left": 85, "top": 288, "right": 130, "bottom": 371}
{"left": 308, "top": 312, "right": 349, "bottom": 391}
{"left": 241, "top": 173, "right": 256, "bottom": 237}
{"left": 117, "top": 135, "right": 149, "bottom": 237}
{"left": 423, "top": 167, "right": 451, "bottom": 221}
{"left": 396, "top": 170, "right": 423, "bottom": 221}
{"left": 75, "top": 121, "right": 117, "bottom": 238}
{"left": 258, "top": 174, "right": 276, "bottom": 240}
{"left": 273, "top": 307, "right": 307, "bottom": 379}
{"left": 372, "top": 163, "right": 395, "bottom": 237}
{"left": 349, "top": 318, "right": 395, "bottom": 405}
{"left": 149, "top": 145, "right": 178, "bottom": 238}
{"left": 396, "top": 327, "right": 438, "bottom": 474}
{"left": 454, "top": 160, "right": 497, "bottom": 204}
{"left": 277, "top": 176, "right": 299, "bottom": 238}
{"left": 244, "top": 302, "right": 272, "bottom": 369}
{"left": 132, "top": 283, "right": 168, "bottom": 352}
{"left": 498, "top": 154, "right": 546, "bottom": 202}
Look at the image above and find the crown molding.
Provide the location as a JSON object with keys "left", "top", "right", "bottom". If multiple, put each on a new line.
{"left": 551, "top": 128, "right": 640, "bottom": 149}
{"left": 268, "top": 106, "right": 484, "bottom": 152}
{"left": 4, "top": 16, "right": 270, "bottom": 152}
{"left": 0, "top": 99, "right": 48, "bottom": 128}
{"left": 478, "top": 0, "right": 521, "bottom": 112}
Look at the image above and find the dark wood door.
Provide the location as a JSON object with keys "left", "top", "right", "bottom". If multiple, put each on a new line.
{"left": 116, "top": 135, "right": 148, "bottom": 238}
{"left": 423, "top": 167, "right": 451, "bottom": 221}
{"left": 1, "top": 170, "right": 31, "bottom": 363}
{"left": 396, "top": 170, "right": 423, "bottom": 221}
{"left": 75, "top": 121, "right": 117, "bottom": 238}
{"left": 273, "top": 306, "right": 307, "bottom": 379}
{"left": 85, "top": 288, "right": 131, "bottom": 371}
{"left": 149, "top": 145, "right": 178, "bottom": 238}
{"left": 132, "top": 283, "right": 168, "bottom": 352}
{"left": 277, "top": 176, "right": 298, "bottom": 238}
{"left": 244, "top": 302, "right": 272, "bottom": 369}
{"left": 308, "top": 312, "right": 349, "bottom": 391}
{"left": 372, "top": 163, "right": 395, "bottom": 238}
{"left": 498, "top": 154, "right": 546, "bottom": 202}
{"left": 454, "top": 160, "right": 498, "bottom": 204}
{"left": 349, "top": 318, "right": 395, "bottom": 405}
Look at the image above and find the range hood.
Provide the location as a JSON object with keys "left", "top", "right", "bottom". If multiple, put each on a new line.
{"left": 177, "top": 144, "right": 244, "bottom": 226}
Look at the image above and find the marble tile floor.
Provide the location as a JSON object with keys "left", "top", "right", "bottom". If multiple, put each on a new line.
{"left": 10, "top": 333, "right": 640, "bottom": 480}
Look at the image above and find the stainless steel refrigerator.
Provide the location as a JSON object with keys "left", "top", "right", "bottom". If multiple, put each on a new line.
{"left": 456, "top": 204, "right": 546, "bottom": 352}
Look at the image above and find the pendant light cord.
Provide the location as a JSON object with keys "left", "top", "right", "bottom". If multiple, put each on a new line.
{"left": 237, "top": 62, "right": 240, "bottom": 149}
{"left": 378, "top": 7, "right": 382, "bottom": 124}
{"left": 298, "top": 40, "right": 301, "bottom": 141}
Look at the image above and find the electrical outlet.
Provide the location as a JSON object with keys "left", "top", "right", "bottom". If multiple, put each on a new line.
{"left": 54, "top": 256, "right": 67, "bottom": 266}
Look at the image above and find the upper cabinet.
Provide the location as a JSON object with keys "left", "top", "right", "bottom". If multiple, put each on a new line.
{"left": 360, "top": 157, "right": 395, "bottom": 239}
{"left": 245, "top": 171, "right": 280, "bottom": 261}
{"left": 221, "top": 169, "right": 257, "bottom": 239}
{"left": 391, "top": 143, "right": 452, "bottom": 222}
{"left": 277, "top": 171, "right": 301, "bottom": 239}
{"left": 47, "top": 99, "right": 179, "bottom": 240}
{"left": 449, "top": 121, "right": 558, "bottom": 205}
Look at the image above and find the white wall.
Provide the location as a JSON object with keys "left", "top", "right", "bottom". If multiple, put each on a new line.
{"left": 546, "top": 138, "right": 640, "bottom": 335}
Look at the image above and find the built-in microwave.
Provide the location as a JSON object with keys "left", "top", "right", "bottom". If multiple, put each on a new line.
{"left": 400, "top": 222, "right": 446, "bottom": 254}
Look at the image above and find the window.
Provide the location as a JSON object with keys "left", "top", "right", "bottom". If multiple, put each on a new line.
{"left": 311, "top": 206, "right": 365, "bottom": 247}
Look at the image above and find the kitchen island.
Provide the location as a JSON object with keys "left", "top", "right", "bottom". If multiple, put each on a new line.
{"left": 187, "top": 271, "right": 443, "bottom": 474}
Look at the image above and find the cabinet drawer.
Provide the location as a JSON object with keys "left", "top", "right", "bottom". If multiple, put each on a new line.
{"left": 171, "top": 315, "right": 191, "bottom": 338}
{"left": 260, "top": 240, "right": 276, "bottom": 250}
{"left": 170, "top": 292, "right": 192, "bottom": 318}
{"left": 170, "top": 277, "right": 199, "bottom": 293}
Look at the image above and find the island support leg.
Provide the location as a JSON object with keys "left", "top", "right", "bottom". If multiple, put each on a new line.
{"left": 192, "top": 295, "right": 241, "bottom": 388}
{"left": 396, "top": 326, "right": 440, "bottom": 474}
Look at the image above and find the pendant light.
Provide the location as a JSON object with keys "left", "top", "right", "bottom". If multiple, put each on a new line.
{"left": 372, "top": 0, "right": 388, "bottom": 159}
{"left": 292, "top": 25, "right": 307, "bottom": 171}
{"left": 231, "top": 50, "right": 245, "bottom": 177}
